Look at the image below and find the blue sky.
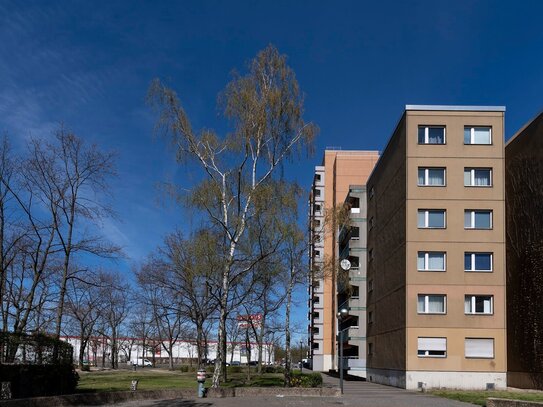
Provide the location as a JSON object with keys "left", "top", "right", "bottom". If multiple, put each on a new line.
{"left": 1, "top": 0, "right": 543, "bottom": 337}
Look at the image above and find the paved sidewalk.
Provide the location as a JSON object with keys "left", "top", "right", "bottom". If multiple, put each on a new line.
{"left": 113, "top": 375, "right": 476, "bottom": 407}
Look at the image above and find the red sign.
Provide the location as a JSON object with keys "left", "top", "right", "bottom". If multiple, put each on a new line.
{"left": 237, "top": 314, "right": 263, "bottom": 328}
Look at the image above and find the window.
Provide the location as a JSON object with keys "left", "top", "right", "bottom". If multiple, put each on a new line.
{"left": 314, "top": 249, "right": 321, "bottom": 258}
{"left": 369, "top": 217, "right": 375, "bottom": 230}
{"left": 417, "top": 294, "right": 446, "bottom": 314}
{"left": 465, "top": 338, "right": 494, "bottom": 358}
{"left": 368, "top": 343, "right": 373, "bottom": 355}
{"left": 418, "top": 126, "right": 446, "bottom": 144}
{"left": 417, "top": 252, "right": 446, "bottom": 271}
{"left": 465, "top": 253, "right": 493, "bottom": 272}
{"left": 464, "top": 210, "right": 492, "bottom": 229}
{"left": 314, "top": 189, "right": 321, "bottom": 197}
{"left": 313, "top": 296, "right": 320, "bottom": 304}
{"left": 418, "top": 167, "right": 446, "bottom": 186}
{"left": 314, "top": 204, "right": 321, "bottom": 213}
{"left": 464, "top": 126, "right": 492, "bottom": 145}
{"left": 369, "top": 186, "right": 375, "bottom": 199}
{"left": 464, "top": 168, "right": 492, "bottom": 187}
{"left": 418, "top": 209, "right": 446, "bottom": 228}
{"left": 465, "top": 295, "right": 493, "bottom": 314}
{"left": 351, "top": 227, "right": 360, "bottom": 240}
{"left": 315, "top": 174, "right": 321, "bottom": 182}
{"left": 368, "top": 311, "right": 373, "bottom": 324}
{"left": 369, "top": 249, "right": 374, "bottom": 261}
{"left": 368, "top": 279, "right": 373, "bottom": 292}
{"left": 418, "top": 337, "right": 446, "bottom": 357}
{"left": 312, "top": 342, "right": 319, "bottom": 350}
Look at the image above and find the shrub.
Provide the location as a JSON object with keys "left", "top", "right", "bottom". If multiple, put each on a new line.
{"left": 179, "top": 365, "right": 189, "bottom": 372}
{"left": 0, "top": 364, "right": 79, "bottom": 398}
{"left": 289, "top": 371, "right": 322, "bottom": 388}
{"left": 304, "top": 372, "right": 323, "bottom": 387}
{"left": 228, "top": 366, "right": 242, "bottom": 374}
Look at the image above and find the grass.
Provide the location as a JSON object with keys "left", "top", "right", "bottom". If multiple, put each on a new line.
{"left": 77, "top": 369, "right": 284, "bottom": 393}
{"left": 431, "top": 390, "right": 543, "bottom": 406}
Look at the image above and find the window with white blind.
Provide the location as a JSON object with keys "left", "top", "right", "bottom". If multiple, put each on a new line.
{"left": 418, "top": 167, "right": 446, "bottom": 186}
{"left": 417, "top": 252, "right": 446, "bottom": 271}
{"left": 418, "top": 337, "right": 446, "bottom": 357}
{"left": 465, "top": 295, "right": 493, "bottom": 315}
{"left": 464, "top": 168, "right": 492, "bottom": 187}
{"left": 464, "top": 126, "right": 492, "bottom": 145}
{"left": 465, "top": 338, "right": 494, "bottom": 358}
{"left": 417, "top": 295, "right": 446, "bottom": 314}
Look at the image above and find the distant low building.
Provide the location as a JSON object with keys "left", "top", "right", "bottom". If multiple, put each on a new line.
{"left": 61, "top": 336, "right": 274, "bottom": 366}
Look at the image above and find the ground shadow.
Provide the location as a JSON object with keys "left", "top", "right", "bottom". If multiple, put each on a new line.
{"left": 150, "top": 400, "right": 213, "bottom": 407}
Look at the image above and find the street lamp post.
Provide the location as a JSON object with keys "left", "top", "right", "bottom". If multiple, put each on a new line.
{"left": 299, "top": 339, "right": 304, "bottom": 372}
{"left": 337, "top": 307, "right": 349, "bottom": 395}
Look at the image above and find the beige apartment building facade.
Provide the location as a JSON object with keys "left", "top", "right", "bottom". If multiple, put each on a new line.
{"left": 366, "top": 105, "right": 507, "bottom": 390}
{"left": 308, "top": 150, "right": 379, "bottom": 372}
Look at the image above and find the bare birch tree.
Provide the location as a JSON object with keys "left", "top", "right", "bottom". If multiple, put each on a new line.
{"left": 148, "top": 45, "right": 316, "bottom": 387}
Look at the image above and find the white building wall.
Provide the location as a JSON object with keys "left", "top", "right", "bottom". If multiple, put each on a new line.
{"left": 62, "top": 336, "right": 274, "bottom": 365}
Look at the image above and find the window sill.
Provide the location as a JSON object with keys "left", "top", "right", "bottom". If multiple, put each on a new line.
{"left": 465, "top": 270, "right": 493, "bottom": 273}
{"left": 417, "top": 312, "right": 447, "bottom": 315}
{"left": 465, "top": 313, "right": 494, "bottom": 316}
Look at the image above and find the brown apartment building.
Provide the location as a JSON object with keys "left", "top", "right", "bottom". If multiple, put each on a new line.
{"left": 308, "top": 150, "right": 379, "bottom": 372}
{"left": 505, "top": 111, "right": 543, "bottom": 389}
{"left": 366, "top": 105, "right": 507, "bottom": 390}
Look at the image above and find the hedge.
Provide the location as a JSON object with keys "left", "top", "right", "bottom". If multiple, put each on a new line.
{"left": 0, "top": 364, "right": 79, "bottom": 398}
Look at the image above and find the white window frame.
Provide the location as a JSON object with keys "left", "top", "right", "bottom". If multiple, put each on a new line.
{"left": 418, "top": 126, "right": 446, "bottom": 145}
{"left": 465, "top": 295, "right": 493, "bottom": 315}
{"left": 417, "top": 294, "right": 446, "bottom": 314}
{"left": 417, "top": 337, "right": 447, "bottom": 358}
{"left": 418, "top": 209, "right": 446, "bottom": 229}
{"left": 465, "top": 338, "right": 494, "bottom": 359}
{"left": 417, "top": 251, "right": 446, "bottom": 272}
{"left": 464, "top": 252, "right": 493, "bottom": 272}
{"left": 464, "top": 126, "right": 492, "bottom": 145}
{"left": 464, "top": 210, "right": 493, "bottom": 229}
{"left": 464, "top": 168, "right": 492, "bottom": 187}
{"left": 418, "top": 167, "right": 446, "bottom": 186}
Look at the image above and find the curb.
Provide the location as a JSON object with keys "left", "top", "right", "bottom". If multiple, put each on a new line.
{"left": 0, "top": 386, "right": 341, "bottom": 406}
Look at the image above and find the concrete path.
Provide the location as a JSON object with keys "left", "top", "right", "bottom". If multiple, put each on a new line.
{"left": 113, "top": 374, "right": 477, "bottom": 407}
{"left": 321, "top": 373, "right": 475, "bottom": 406}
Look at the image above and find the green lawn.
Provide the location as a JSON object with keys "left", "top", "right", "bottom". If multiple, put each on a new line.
{"left": 77, "top": 369, "right": 284, "bottom": 393}
{"left": 431, "top": 390, "right": 543, "bottom": 406}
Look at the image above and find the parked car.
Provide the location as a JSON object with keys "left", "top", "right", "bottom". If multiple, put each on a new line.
{"left": 248, "top": 361, "right": 258, "bottom": 366}
{"left": 230, "top": 361, "right": 241, "bottom": 366}
{"left": 131, "top": 357, "right": 152, "bottom": 367}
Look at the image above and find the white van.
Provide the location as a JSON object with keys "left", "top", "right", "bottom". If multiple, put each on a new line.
{"left": 131, "top": 357, "right": 152, "bottom": 367}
